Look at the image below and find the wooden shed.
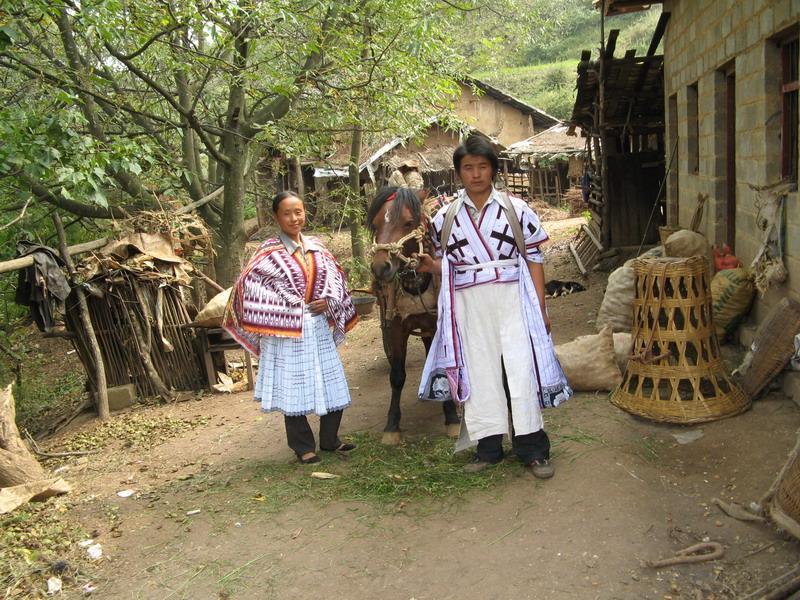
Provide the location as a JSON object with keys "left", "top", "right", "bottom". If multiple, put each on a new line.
{"left": 503, "top": 124, "right": 587, "bottom": 204}
{"left": 569, "top": 11, "right": 671, "bottom": 249}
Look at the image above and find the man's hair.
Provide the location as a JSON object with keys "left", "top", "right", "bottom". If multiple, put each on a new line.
{"left": 452, "top": 134, "right": 499, "bottom": 175}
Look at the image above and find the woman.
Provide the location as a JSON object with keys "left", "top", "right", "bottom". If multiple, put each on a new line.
{"left": 416, "top": 135, "right": 572, "bottom": 479}
{"left": 223, "top": 191, "right": 358, "bottom": 464}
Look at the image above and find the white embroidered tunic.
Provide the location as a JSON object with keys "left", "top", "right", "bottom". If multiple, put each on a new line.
{"left": 418, "top": 188, "right": 571, "bottom": 445}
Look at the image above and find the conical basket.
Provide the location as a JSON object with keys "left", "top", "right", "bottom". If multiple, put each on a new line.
{"left": 610, "top": 256, "right": 749, "bottom": 423}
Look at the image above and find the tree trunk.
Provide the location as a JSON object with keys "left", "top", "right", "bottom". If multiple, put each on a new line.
{"left": 0, "top": 385, "right": 47, "bottom": 487}
{"left": 52, "top": 212, "right": 110, "bottom": 420}
{"left": 348, "top": 126, "right": 365, "bottom": 261}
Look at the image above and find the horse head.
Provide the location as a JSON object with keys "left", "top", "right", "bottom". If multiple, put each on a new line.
{"left": 368, "top": 186, "right": 430, "bottom": 283}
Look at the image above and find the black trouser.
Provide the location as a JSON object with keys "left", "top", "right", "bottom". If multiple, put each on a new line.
{"left": 474, "top": 361, "right": 550, "bottom": 464}
{"left": 284, "top": 410, "right": 343, "bottom": 456}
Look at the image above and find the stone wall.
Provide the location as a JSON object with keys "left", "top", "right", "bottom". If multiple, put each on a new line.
{"left": 662, "top": 0, "right": 799, "bottom": 322}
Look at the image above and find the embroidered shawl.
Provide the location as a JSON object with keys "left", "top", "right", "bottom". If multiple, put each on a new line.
{"left": 418, "top": 189, "right": 572, "bottom": 408}
{"left": 223, "top": 236, "right": 357, "bottom": 356}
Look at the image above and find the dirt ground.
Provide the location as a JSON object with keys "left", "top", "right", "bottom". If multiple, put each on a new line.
{"left": 20, "top": 215, "right": 800, "bottom": 599}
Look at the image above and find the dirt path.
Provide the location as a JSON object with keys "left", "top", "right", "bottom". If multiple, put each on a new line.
{"left": 34, "top": 220, "right": 800, "bottom": 600}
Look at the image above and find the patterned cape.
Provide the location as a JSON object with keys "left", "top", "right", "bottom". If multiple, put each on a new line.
{"left": 223, "top": 236, "right": 357, "bottom": 356}
{"left": 418, "top": 189, "right": 572, "bottom": 409}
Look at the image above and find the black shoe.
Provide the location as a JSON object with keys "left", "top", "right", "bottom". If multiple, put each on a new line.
{"left": 298, "top": 453, "right": 321, "bottom": 464}
{"left": 321, "top": 443, "right": 357, "bottom": 453}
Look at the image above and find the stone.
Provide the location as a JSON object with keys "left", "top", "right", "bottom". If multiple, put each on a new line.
{"left": 106, "top": 384, "right": 137, "bottom": 412}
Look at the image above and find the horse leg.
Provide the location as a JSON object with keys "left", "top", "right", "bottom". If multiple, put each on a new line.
{"left": 382, "top": 325, "right": 409, "bottom": 446}
{"left": 422, "top": 336, "right": 460, "bottom": 438}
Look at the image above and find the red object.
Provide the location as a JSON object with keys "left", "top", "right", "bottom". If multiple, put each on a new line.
{"left": 713, "top": 244, "right": 741, "bottom": 271}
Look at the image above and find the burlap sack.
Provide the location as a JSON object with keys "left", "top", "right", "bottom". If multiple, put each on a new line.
{"left": 664, "top": 229, "right": 709, "bottom": 260}
{"left": 194, "top": 288, "right": 232, "bottom": 328}
{"left": 555, "top": 326, "right": 622, "bottom": 392}
{"left": 596, "top": 246, "right": 663, "bottom": 333}
{"left": 596, "top": 260, "right": 636, "bottom": 332}
{"left": 711, "top": 268, "right": 755, "bottom": 338}
{"left": 613, "top": 332, "right": 633, "bottom": 373}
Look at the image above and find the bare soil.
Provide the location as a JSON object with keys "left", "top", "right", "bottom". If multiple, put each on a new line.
{"left": 24, "top": 216, "right": 800, "bottom": 599}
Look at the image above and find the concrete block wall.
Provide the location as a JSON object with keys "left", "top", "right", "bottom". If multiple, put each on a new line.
{"left": 661, "top": 0, "right": 800, "bottom": 326}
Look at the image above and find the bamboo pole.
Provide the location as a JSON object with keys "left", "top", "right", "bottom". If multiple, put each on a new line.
{"left": 0, "top": 238, "right": 108, "bottom": 275}
{"left": 51, "top": 213, "right": 110, "bottom": 421}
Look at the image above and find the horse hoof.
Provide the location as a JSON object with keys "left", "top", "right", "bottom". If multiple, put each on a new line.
{"left": 446, "top": 423, "right": 461, "bottom": 439}
{"left": 382, "top": 431, "right": 402, "bottom": 445}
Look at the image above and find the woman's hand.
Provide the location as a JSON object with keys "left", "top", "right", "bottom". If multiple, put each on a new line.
{"left": 413, "top": 252, "right": 442, "bottom": 275}
{"left": 308, "top": 298, "right": 329, "bottom": 315}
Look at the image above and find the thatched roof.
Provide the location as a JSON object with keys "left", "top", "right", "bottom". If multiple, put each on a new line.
{"left": 505, "top": 124, "right": 586, "bottom": 159}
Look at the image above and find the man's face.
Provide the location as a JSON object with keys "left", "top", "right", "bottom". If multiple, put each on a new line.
{"left": 458, "top": 153, "right": 494, "bottom": 198}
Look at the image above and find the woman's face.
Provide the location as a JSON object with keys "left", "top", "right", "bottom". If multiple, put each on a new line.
{"left": 274, "top": 195, "right": 305, "bottom": 238}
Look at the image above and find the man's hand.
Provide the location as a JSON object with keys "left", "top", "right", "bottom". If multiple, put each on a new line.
{"left": 412, "top": 252, "right": 442, "bottom": 275}
{"left": 308, "top": 298, "right": 329, "bottom": 315}
{"left": 542, "top": 310, "right": 551, "bottom": 334}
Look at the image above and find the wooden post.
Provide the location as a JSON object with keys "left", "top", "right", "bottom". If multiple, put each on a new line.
{"left": 555, "top": 168, "right": 562, "bottom": 205}
{"left": 51, "top": 213, "right": 110, "bottom": 421}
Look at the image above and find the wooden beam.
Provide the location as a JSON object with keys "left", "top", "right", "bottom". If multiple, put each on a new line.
{"left": 0, "top": 238, "right": 109, "bottom": 275}
{"left": 605, "top": 29, "right": 620, "bottom": 58}
{"left": 647, "top": 12, "right": 671, "bottom": 57}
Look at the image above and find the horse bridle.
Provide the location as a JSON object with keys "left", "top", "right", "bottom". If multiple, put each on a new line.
{"left": 369, "top": 224, "right": 426, "bottom": 271}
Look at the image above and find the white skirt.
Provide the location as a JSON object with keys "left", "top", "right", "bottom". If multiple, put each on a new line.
{"left": 255, "top": 312, "right": 351, "bottom": 416}
{"left": 454, "top": 281, "right": 544, "bottom": 447}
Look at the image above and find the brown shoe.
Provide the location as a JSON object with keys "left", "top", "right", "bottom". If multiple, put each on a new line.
{"left": 463, "top": 456, "right": 501, "bottom": 474}
{"left": 526, "top": 458, "right": 554, "bottom": 479}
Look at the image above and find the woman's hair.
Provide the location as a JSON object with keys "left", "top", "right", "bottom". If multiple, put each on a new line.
{"left": 366, "top": 186, "right": 422, "bottom": 232}
{"left": 272, "top": 190, "right": 302, "bottom": 213}
{"left": 452, "top": 134, "right": 499, "bottom": 176}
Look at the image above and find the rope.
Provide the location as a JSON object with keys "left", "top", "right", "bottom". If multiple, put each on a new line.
{"left": 369, "top": 225, "right": 426, "bottom": 269}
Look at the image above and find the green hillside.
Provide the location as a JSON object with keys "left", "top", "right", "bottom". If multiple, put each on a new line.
{"left": 472, "top": 4, "right": 663, "bottom": 121}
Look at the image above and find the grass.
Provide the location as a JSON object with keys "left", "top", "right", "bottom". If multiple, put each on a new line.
{"left": 235, "top": 432, "right": 519, "bottom": 513}
{"left": 0, "top": 500, "right": 91, "bottom": 598}
{"left": 167, "top": 421, "right": 613, "bottom": 518}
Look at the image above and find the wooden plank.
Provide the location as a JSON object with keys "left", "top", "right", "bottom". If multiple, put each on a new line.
{"left": 581, "top": 224, "right": 604, "bottom": 251}
{"left": 569, "top": 242, "right": 587, "bottom": 275}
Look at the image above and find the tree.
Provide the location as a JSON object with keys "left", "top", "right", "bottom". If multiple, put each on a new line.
{"left": 1, "top": 0, "right": 464, "bottom": 285}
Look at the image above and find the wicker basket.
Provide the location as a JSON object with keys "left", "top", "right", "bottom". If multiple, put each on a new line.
{"left": 766, "top": 434, "right": 800, "bottom": 540}
{"left": 739, "top": 297, "right": 800, "bottom": 400}
{"left": 610, "top": 256, "right": 749, "bottom": 423}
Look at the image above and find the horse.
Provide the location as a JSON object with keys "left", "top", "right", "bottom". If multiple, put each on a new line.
{"left": 367, "top": 186, "right": 460, "bottom": 445}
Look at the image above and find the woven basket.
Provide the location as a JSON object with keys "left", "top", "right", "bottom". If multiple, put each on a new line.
{"left": 766, "top": 434, "right": 800, "bottom": 540}
{"left": 610, "top": 256, "right": 749, "bottom": 423}
{"left": 739, "top": 297, "right": 800, "bottom": 400}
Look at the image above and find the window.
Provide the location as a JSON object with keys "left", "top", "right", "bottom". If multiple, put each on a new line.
{"left": 687, "top": 83, "right": 699, "bottom": 174}
{"left": 781, "top": 35, "right": 798, "bottom": 181}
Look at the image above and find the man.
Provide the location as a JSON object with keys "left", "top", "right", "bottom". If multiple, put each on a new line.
{"left": 416, "top": 135, "right": 571, "bottom": 479}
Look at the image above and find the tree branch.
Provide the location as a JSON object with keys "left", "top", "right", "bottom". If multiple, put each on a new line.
{"left": 0, "top": 197, "right": 32, "bottom": 231}
{"left": 103, "top": 41, "right": 231, "bottom": 166}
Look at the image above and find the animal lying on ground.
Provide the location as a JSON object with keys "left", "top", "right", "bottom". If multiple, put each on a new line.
{"left": 544, "top": 280, "right": 586, "bottom": 298}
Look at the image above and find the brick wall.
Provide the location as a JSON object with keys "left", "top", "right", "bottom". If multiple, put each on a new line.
{"left": 662, "top": 0, "right": 799, "bottom": 323}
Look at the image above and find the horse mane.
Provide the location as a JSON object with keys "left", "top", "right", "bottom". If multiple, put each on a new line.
{"left": 366, "top": 186, "right": 422, "bottom": 232}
